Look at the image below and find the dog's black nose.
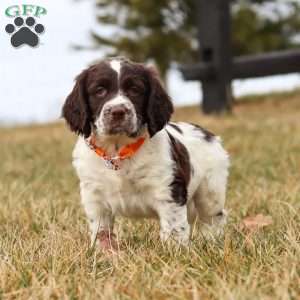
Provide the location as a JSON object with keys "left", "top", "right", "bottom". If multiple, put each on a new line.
{"left": 110, "top": 105, "right": 128, "bottom": 120}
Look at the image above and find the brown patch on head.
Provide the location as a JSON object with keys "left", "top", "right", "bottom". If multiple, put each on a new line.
{"left": 62, "top": 58, "right": 173, "bottom": 138}
{"left": 85, "top": 61, "right": 119, "bottom": 120}
{"left": 119, "top": 62, "right": 150, "bottom": 133}
{"left": 120, "top": 63, "right": 174, "bottom": 137}
{"left": 167, "top": 131, "right": 191, "bottom": 206}
{"left": 62, "top": 61, "right": 119, "bottom": 138}
{"left": 191, "top": 123, "right": 215, "bottom": 142}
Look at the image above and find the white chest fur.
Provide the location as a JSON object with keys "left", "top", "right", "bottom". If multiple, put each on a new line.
{"left": 73, "top": 132, "right": 173, "bottom": 219}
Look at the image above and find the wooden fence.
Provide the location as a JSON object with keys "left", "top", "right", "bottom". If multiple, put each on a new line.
{"left": 179, "top": 0, "right": 300, "bottom": 113}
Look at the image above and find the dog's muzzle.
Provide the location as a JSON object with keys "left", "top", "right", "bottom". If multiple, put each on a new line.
{"left": 99, "top": 102, "right": 137, "bottom": 135}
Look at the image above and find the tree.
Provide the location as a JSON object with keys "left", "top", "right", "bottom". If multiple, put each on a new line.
{"left": 90, "top": 0, "right": 300, "bottom": 81}
{"left": 232, "top": 0, "right": 300, "bottom": 55}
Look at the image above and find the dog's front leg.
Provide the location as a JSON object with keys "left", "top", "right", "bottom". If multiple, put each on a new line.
{"left": 158, "top": 202, "right": 190, "bottom": 246}
{"left": 80, "top": 183, "right": 117, "bottom": 250}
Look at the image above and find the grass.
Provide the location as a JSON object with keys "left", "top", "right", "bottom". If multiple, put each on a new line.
{"left": 0, "top": 93, "right": 300, "bottom": 300}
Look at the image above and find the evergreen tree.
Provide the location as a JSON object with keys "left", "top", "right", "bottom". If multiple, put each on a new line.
{"left": 90, "top": 0, "right": 300, "bottom": 80}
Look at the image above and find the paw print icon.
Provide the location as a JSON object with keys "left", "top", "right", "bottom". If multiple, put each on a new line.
{"left": 5, "top": 16, "right": 45, "bottom": 48}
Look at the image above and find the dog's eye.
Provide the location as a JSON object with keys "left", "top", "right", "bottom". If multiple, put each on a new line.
{"left": 96, "top": 86, "right": 107, "bottom": 97}
{"left": 128, "top": 86, "right": 142, "bottom": 95}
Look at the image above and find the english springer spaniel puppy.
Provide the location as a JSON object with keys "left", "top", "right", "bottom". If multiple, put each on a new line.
{"left": 62, "top": 57, "right": 229, "bottom": 250}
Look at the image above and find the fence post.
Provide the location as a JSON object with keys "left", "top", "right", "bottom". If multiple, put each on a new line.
{"left": 197, "top": 0, "right": 233, "bottom": 113}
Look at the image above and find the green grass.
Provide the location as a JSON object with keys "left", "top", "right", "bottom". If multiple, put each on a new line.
{"left": 0, "top": 94, "right": 300, "bottom": 299}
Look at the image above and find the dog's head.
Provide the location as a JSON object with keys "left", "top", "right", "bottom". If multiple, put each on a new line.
{"left": 62, "top": 58, "right": 173, "bottom": 138}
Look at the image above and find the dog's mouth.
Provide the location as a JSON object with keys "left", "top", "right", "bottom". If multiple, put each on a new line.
{"left": 107, "top": 124, "right": 130, "bottom": 135}
{"left": 98, "top": 118, "right": 138, "bottom": 137}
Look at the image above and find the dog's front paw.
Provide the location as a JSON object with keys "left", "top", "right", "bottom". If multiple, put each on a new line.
{"left": 160, "top": 226, "right": 190, "bottom": 247}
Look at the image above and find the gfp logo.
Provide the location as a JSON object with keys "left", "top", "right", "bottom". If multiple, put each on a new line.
{"left": 4, "top": 5, "right": 47, "bottom": 48}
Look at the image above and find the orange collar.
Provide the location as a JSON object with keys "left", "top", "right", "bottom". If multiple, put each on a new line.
{"left": 85, "top": 134, "right": 146, "bottom": 170}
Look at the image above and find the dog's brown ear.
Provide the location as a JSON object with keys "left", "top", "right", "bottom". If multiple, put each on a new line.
{"left": 62, "top": 69, "right": 92, "bottom": 138}
{"left": 146, "top": 67, "right": 173, "bottom": 137}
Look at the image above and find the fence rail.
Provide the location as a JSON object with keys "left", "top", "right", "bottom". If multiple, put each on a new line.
{"left": 180, "top": 0, "right": 300, "bottom": 113}
{"left": 180, "top": 50, "right": 300, "bottom": 80}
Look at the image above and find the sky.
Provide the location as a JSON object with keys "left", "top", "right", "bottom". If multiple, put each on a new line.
{"left": 1, "top": 0, "right": 300, "bottom": 125}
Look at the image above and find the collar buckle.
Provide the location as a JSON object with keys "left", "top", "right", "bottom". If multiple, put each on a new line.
{"left": 104, "top": 157, "right": 121, "bottom": 170}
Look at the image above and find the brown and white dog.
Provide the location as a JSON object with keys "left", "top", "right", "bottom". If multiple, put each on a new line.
{"left": 62, "top": 57, "right": 229, "bottom": 249}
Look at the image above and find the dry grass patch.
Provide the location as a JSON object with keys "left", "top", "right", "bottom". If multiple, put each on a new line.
{"left": 0, "top": 94, "right": 299, "bottom": 299}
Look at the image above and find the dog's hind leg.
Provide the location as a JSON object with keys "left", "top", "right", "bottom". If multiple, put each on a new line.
{"left": 193, "top": 165, "right": 229, "bottom": 240}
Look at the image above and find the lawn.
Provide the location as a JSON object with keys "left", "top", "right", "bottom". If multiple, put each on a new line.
{"left": 0, "top": 93, "right": 299, "bottom": 299}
